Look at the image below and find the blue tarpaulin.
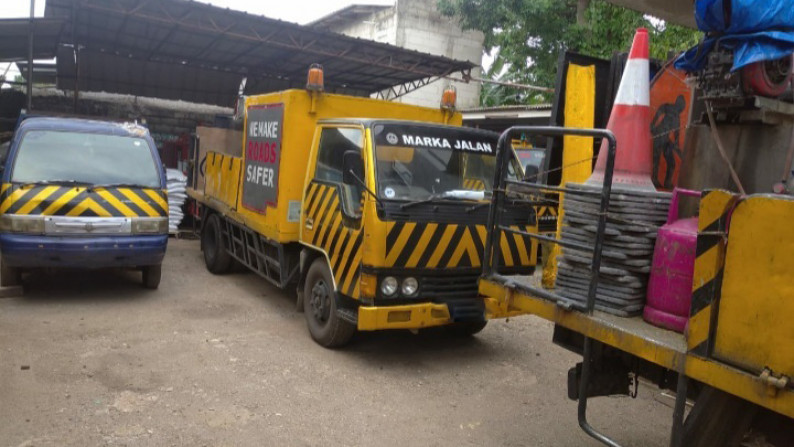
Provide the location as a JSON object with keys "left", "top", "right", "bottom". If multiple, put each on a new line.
{"left": 674, "top": 0, "right": 794, "bottom": 72}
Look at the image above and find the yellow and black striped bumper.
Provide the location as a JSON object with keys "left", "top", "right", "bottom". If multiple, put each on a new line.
{"left": 0, "top": 183, "right": 168, "bottom": 218}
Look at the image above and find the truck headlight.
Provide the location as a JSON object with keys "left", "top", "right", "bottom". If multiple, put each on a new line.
{"left": 0, "top": 215, "right": 45, "bottom": 234}
{"left": 380, "top": 276, "right": 398, "bottom": 297}
{"left": 131, "top": 218, "right": 168, "bottom": 234}
{"left": 401, "top": 277, "right": 418, "bottom": 296}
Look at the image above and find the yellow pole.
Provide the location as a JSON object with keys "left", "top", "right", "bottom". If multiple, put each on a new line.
{"left": 543, "top": 63, "right": 596, "bottom": 289}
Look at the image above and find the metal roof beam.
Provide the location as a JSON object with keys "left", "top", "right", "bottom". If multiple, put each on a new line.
{"left": 192, "top": 19, "right": 239, "bottom": 60}
{"left": 375, "top": 76, "right": 440, "bottom": 101}
{"left": 69, "top": 0, "right": 471, "bottom": 79}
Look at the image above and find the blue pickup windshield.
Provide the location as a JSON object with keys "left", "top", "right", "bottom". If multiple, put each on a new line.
{"left": 11, "top": 130, "right": 161, "bottom": 188}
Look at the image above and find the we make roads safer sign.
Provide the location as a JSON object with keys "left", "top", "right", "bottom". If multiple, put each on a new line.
{"left": 242, "top": 103, "right": 283, "bottom": 213}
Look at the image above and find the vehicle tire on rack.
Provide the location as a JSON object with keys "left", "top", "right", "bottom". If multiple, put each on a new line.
{"left": 741, "top": 55, "right": 793, "bottom": 98}
{"left": 202, "top": 213, "right": 232, "bottom": 274}
{"left": 0, "top": 261, "right": 20, "bottom": 287}
{"left": 444, "top": 320, "right": 488, "bottom": 337}
{"left": 303, "top": 257, "right": 355, "bottom": 348}
{"left": 142, "top": 264, "right": 162, "bottom": 289}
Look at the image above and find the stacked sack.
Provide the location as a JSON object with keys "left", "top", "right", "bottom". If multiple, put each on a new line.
{"left": 166, "top": 169, "right": 187, "bottom": 233}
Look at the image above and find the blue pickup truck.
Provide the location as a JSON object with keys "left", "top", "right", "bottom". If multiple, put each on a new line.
{"left": 0, "top": 117, "right": 169, "bottom": 288}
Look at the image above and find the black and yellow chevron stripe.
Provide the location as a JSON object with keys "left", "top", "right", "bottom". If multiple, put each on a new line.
{"left": 303, "top": 181, "right": 536, "bottom": 299}
{"left": 536, "top": 205, "right": 558, "bottom": 233}
{"left": 0, "top": 183, "right": 168, "bottom": 217}
{"left": 385, "top": 221, "right": 534, "bottom": 269}
{"left": 688, "top": 189, "right": 740, "bottom": 355}
{"left": 303, "top": 181, "right": 363, "bottom": 298}
{"left": 462, "top": 178, "right": 486, "bottom": 191}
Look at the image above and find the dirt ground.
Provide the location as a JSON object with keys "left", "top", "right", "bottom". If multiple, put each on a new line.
{"left": 1, "top": 239, "right": 674, "bottom": 446}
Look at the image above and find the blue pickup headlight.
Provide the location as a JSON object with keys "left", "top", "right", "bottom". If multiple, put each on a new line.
{"left": 131, "top": 217, "right": 169, "bottom": 234}
{"left": 0, "top": 215, "right": 45, "bottom": 234}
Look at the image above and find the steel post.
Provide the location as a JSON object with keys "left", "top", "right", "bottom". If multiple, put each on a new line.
{"left": 26, "top": 0, "right": 35, "bottom": 111}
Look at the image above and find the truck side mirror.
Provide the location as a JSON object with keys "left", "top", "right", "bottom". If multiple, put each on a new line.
{"left": 523, "top": 165, "right": 540, "bottom": 183}
{"left": 342, "top": 150, "right": 364, "bottom": 186}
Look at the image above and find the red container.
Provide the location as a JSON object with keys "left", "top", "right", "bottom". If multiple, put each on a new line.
{"left": 643, "top": 188, "right": 699, "bottom": 332}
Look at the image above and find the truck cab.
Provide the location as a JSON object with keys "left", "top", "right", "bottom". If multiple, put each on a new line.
{"left": 299, "top": 119, "right": 536, "bottom": 346}
{"left": 0, "top": 117, "right": 169, "bottom": 288}
{"left": 190, "top": 86, "right": 537, "bottom": 347}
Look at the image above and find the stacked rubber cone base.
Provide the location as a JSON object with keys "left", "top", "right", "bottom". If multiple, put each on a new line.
{"left": 556, "top": 183, "right": 671, "bottom": 316}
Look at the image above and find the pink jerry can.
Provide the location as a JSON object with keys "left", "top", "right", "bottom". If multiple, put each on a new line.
{"left": 643, "top": 188, "right": 700, "bottom": 333}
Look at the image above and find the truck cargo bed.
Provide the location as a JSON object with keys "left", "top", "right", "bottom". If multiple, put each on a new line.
{"left": 479, "top": 276, "right": 794, "bottom": 419}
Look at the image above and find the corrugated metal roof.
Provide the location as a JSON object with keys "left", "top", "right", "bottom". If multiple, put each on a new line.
{"left": 44, "top": 0, "right": 476, "bottom": 106}
{"left": 0, "top": 18, "right": 64, "bottom": 62}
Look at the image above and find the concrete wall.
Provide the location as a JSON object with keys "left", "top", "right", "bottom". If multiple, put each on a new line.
{"left": 323, "top": 0, "right": 484, "bottom": 109}
{"left": 679, "top": 122, "right": 794, "bottom": 195}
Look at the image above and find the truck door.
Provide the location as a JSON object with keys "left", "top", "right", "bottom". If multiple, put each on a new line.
{"left": 302, "top": 126, "right": 365, "bottom": 298}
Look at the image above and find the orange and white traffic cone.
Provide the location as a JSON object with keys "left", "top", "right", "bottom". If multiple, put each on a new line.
{"left": 586, "top": 28, "right": 655, "bottom": 191}
{"left": 556, "top": 28, "right": 673, "bottom": 316}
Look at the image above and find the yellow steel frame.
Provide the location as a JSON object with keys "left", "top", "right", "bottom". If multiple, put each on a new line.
{"left": 480, "top": 278, "right": 794, "bottom": 419}
{"left": 358, "top": 302, "right": 451, "bottom": 331}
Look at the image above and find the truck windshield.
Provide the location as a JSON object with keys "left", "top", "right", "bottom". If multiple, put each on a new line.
{"left": 11, "top": 130, "right": 161, "bottom": 188}
{"left": 372, "top": 123, "right": 517, "bottom": 201}
{"left": 515, "top": 148, "right": 545, "bottom": 173}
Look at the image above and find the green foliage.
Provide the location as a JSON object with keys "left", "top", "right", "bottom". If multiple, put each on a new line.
{"left": 438, "top": 0, "right": 701, "bottom": 105}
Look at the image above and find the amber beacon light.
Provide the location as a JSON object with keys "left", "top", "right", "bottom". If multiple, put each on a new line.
{"left": 441, "top": 85, "right": 457, "bottom": 110}
{"left": 306, "top": 64, "right": 325, "bottom": 92}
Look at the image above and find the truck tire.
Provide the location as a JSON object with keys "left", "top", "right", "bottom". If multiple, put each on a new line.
{"left": 142, "top": 264, "right": 162, "bottom": 289}
{"left": 682, "top": 386, "right": 757, "bottom": 447}
{"left": 303, "top": 257, "right": 355, "bottom": 348}
{"left": 445, "top": 321, "right": 488, "bottom": 336}
{"left": 202, "top": 214, "right": 232, "bottom": 274}
{"left": 0, "top": 261, "right": 20, "bottom": 287}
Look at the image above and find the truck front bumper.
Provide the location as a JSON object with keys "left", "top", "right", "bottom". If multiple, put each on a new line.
{"left": 357, "top": 302, "right": 452, "bottom": 331}
{"left": 0, "top": 234, "right": 168, "bottom": 269}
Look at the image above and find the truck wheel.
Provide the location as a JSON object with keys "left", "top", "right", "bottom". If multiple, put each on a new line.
{"left": 202, "top": 214, "right": 232, "bottom": 274}
{"left": 142, "top": 264, "right": 162, "bottom": 289}
{"left": 445, "top": 321, "right": 488, "bottom": 336}
{"left": 303, "top": 258, "right": 355, "bottom": 348}
{"left": 0, "top": 261, "right": 20, "bottom": 287}
{"left": 682, "top": 386, "right": 757, "bottom": 447}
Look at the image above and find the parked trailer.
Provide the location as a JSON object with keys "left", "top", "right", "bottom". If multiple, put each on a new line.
{"left": 187, "top": 79, "right": 537, "bottom": 347}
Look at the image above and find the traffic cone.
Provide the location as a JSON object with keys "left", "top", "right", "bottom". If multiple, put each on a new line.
{"left": 586, "top": 28, "right": 655, "bottom": 191}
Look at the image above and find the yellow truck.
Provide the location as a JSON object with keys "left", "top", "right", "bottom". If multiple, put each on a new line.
{"left": 187, "top": 75, "right": 536, "bottom": 347}
{"left": 480, "top": 126, "right": 794, "bottom": 446}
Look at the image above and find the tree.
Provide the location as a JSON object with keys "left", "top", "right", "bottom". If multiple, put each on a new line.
{"left": 439, "top": 0, "right": 700, "bottom": 105}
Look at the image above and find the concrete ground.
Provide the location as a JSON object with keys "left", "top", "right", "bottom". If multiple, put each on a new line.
{"left": 1, "top": 239, "right": 673, "bottom": 447}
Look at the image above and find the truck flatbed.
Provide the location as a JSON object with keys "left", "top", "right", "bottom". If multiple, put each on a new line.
{"left": 480, "top": 276, "right": 794, "bottom": 419}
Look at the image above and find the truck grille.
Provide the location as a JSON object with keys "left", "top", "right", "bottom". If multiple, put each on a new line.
{"left": 420, "top": 272, "right": 480, "bottom": 299}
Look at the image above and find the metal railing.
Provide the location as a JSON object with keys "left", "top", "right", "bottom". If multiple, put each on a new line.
{"left": 484, "top": 125, "right": 693, "bottom": 447}
{"left": 483, "top": 125, "right": 624, "bottom": 447}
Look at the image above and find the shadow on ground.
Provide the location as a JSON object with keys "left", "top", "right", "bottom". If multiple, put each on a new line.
{"left": 15, "top": 268, "right": 155, "bottom": 304}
